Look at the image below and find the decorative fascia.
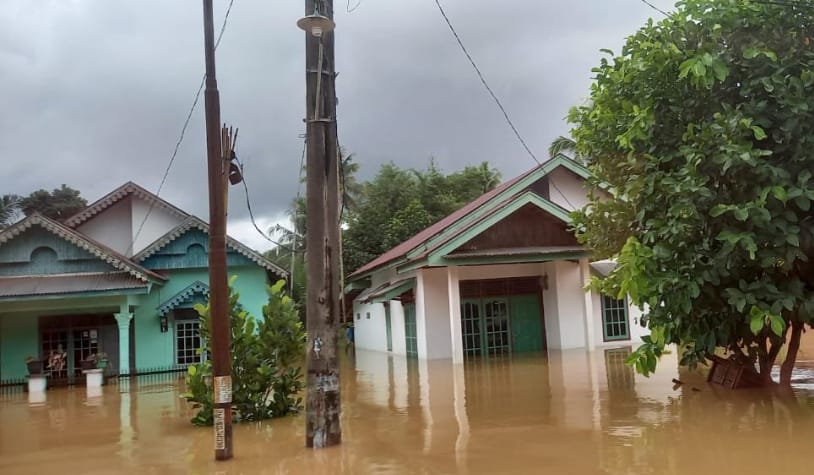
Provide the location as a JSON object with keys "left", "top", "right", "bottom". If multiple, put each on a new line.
{"left": 157, "top": 280, "right": 210, "bottom": 316}
{"left": 133, "top": 216, "right": 288, "bottom": 277}
{"left": 64, "top": 181, "right": 189, "bottom": 228}
{"left": 0, "top": 213, "right": 166, "bottom": 284}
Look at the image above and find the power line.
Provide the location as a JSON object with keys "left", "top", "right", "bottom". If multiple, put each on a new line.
{"left": 347, "top": 0, "right": 362, "bottom": 13}
{"left": 638, "top": 0, "right": 669, "bottom": 17}
{"left": 234, "top": 155, "right": 303, "bottom": 253}
{"left": 431, "top": 0, "right": 577, "bottom": 210}
{"left": 128, "top": 0, "right": 235, "bottom": 255}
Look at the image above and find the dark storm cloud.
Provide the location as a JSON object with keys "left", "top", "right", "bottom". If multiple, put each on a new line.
{"left": 1, "top": 0, "right": 673, "bottom": 250}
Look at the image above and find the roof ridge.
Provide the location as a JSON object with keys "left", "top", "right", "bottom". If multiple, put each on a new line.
{"left": 0, "top": 213, "right": 166, "bottom": 283}
{"left": 63, "top": 181, "right": 190, "bottom": 228}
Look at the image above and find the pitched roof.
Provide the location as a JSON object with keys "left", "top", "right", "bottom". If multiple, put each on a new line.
{"left": 157, "top": 280, "right": 210, "bottom": 316}
{"left": 0, "top": 272, "right": 148, "bottom": 299}
{"left": 63, "top": 181, "right": 189, "bottom": 228}
{"left": 132, "top": 216, "right": 288, "bottom": 277}
{"left": 349, "top": 155, "right": 589, "bottom": 278}
{"left": 0, "top": 213, "right": 166, "bottom": 283}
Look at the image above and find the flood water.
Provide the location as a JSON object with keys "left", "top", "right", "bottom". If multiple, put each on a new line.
{"left": 2, "top": 338, "right": 814, "bottom": 475}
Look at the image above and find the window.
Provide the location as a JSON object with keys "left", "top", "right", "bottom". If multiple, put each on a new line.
{"left": 175, "top": 310, "right": 202, "bottom": 366}
{"left": 602, "top": 295, "right": 630, "bottom": 341}
{"left": 356, "top": 313, "right": 361, "bottom": 321}
{"left": 366, "top": 312, "right": 370, "bottom": 319}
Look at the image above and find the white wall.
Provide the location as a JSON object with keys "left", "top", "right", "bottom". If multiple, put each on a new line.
{"left": 548, "top": 167, "right": 590, "bottom": 211}
{"left": 77, "top": 197, "right": 132, "bottom": 255}
{"left": 590, "top": 293, "right": 650, "bottom": 349}
{"left": 419, "top": 267, "right": 453, "bottom": 359}
{"left": 131, "top": 198, "right": 186, "bottom": 254}
{"left": 552, "top": 260, "right": 588, "bottom": 349}
{"left": 352, "top": 301, "right": 389, "bottom": 353}
{"left": 542, "top": 261, "right": 563, "bottom": 350}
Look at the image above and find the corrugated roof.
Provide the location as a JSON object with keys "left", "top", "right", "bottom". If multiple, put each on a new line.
{"left": 0, "top": 272, "right": 148, "bottom": 298}
{"left": 349, "top": 155, "right": 590, "bottom": 279}
{"left": 0, "top": 213, "right": 167, "bottom": 283}
{"left": 349, "top": 165, "right": 539, "bottom": 278}
{"left": 444, "top": 246, "right": 586, "bottom": 259}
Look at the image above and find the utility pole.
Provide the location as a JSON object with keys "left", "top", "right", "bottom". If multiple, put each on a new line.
{"left": 201, "top": 0, "right": 232, "bottom": 460}
{"left": 299, "top": 0, "right": 342, "bottom": 448}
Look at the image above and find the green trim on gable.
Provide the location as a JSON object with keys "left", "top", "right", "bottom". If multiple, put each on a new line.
{"left": 433, "top": 250, "right": 590, "bottom": 267}
{"left": 141, "top": 228, "right": 257, "bottom": 270}
{"left": 426, "top": 191, "right": 573, "bottom": 266}
{"left": 404, "top": 156, "right": 583, "bottom": 262}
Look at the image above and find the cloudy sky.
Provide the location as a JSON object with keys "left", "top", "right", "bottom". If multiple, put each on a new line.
{"left": 1, "top": 0, "right": 674, "bottom": 251}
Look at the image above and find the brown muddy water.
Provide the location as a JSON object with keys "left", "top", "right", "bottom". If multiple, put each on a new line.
{"left": 2, "top": 339, "right": 814, "bottom": 475}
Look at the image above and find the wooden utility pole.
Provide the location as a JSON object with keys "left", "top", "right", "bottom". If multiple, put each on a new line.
{"left": 201, "top": 0, "right": 232, "bottom": 460}
{"left": 301, "top": 0, "right": 342, "bottom": 448}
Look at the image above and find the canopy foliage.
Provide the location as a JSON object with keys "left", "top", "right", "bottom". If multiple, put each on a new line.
{"left": 569, "top": 0, "right": 814, "bottom": 386}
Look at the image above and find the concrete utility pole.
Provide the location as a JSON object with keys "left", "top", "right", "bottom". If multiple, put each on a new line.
{"left": 201, "top": 0, "right": 233, "bottom": 461}
{"left": 299, "top": 0, "right": 342, "bottom": 448}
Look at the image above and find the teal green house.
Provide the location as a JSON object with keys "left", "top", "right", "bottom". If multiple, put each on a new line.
{"left": 0, "top": 182, "right": 286, "bottom": 383}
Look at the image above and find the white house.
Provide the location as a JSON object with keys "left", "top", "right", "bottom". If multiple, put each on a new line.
{"left": 345, "top": 155, "right": 646, "bottom": 363}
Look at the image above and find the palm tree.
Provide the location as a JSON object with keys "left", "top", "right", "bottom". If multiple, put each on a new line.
{"left": 548, "top": 135, "right": 584, "bottom": 163}
{"left": 0, "top": 194, "right": 21, "bottom": 230}
{"left": 339, "top": 150, "right": 361, "bottom": 213}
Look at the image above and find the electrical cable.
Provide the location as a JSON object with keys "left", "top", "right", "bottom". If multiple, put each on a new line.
{"left": 431, "top": 0, "right": 577, "bottom": 210}
{"left": 638, "top": 0, "right": 669, "bottom": 17}
{"left": 127, "top": 0, "right": 235, "bottom": 256}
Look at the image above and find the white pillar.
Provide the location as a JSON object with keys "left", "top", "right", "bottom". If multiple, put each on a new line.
{"left": 579, "top": 258, "right": 596, "bottom": 350}
{"left": 415, "top": 271, "right": 429, "bottom": 359}
{"left": 114, "top": 312, "right": 133, "bottom": 375}
{"left": 447, "top": 266, "right": 464, "bottom": 364}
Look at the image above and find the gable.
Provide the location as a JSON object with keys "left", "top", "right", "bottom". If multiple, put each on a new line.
{"left": 0, "top": 226, "right": 117, "bottom": 276}
{"left": 66, "top": 182, "right": 189, "bottom": 257}
{"left": 350, "top": 154, "right": 590, "bottom": 279}
{"left": 140, "top": 228, "right": 258, "bottom": 270}
{"left": 450, "top": 203, "right": 578, "bottom": 254}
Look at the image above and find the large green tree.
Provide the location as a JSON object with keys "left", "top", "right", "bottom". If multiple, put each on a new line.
{"left": 569, "top": 0, "right": 814, "bottom": 386}
{"left": 20, "top": 184, "right": 87, "bottom": 220}
{"left": 343, "top": 160, "right": 501, "bottom": 273}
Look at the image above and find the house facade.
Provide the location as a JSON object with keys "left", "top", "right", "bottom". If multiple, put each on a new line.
{"left": 0, "top": 182, "right": 286, "bottom": 382}
{"left": 346, "top": 155, "right": 646, "bottom": 363}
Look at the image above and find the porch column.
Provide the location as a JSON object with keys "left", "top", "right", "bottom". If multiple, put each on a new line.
{"left": 447, "top": 266, "right": 464, "bottom": 364}
{"left": 579, "top": 258, "right": 596, "bottom": 350}
{"left": 114, "top": 312, "right": 133, "bottom": 375}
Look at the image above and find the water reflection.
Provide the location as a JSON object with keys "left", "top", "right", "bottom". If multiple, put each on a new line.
{"left": 1, "top": 339, "right": 814, "bottom": 474}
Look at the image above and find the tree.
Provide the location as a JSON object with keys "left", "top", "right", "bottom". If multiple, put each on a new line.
{"left": 182, "top": 279, "right": 305, "bottom": 425}
{"left": 568, "top": 0, "right": 814, "bottom": 387}
{"left": 20, "top": 184, "right": 87, "bottom": 220}
{"left": 342, "top": 160, "right": 502, "bottom": 273}
{"left": 0, "top": 194, "right": 21, "bottom": 229}
{"left": 548, "top": 135, "right": 584, "bottom": 163}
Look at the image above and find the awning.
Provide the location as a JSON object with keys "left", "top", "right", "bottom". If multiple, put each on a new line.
{"left": 356, "top": 278, "right": 415, "bottom": 304}
{"left": 0, "top": 271, "right": 148, "bottom": 300}
{"left": 157, "top": 280, "right": 210, "bottom": 316}
{"left": 590, "top": 260, "right": 617, "bottom": 277}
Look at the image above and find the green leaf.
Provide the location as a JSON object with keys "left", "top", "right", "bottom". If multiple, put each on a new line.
{"left": 710, "top": 204, "right": 729, "bottom": 217}
{"left": 750, "top": 314, "right": 765, "bottom": 335}
{"left": 769, "top": 314, "right": 785, "bottom": 337}
{"left": 786, "top": 234, "right": 800, "bottom": 247}
{"left": 751, "top": 125, "right": 767, "bottom": 140}
{"left": 743, "top": 47, "right": 759, "bottom": 59}
{"left": 733, "top": 208, "right": 749, "bottom": 221}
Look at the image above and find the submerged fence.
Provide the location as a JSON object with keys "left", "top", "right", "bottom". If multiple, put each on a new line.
{"left": 0, "top": 365, "right": 188, "bottom": 396}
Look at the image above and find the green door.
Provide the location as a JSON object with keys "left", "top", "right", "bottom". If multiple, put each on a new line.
{"left": 509, "top": 294, "right": 544, "bottom": 353}
{"left": 404, "top": 303, "right": 418, "bottom": 357}
{"left": 385, "top": 305, "right": 393, "bottom": 352}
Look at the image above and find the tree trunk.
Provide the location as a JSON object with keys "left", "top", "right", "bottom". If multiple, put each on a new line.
{"left": 779, "top": 321, "right": 803, "bottom": 387}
